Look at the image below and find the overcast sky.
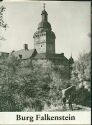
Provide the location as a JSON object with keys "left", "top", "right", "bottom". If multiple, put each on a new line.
{"left": 0, "top": 1, "right": 91, "bottom": 60}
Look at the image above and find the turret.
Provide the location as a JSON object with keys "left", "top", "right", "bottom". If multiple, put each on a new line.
{"left": 69, "top": 54, "right": 74, "bottom": 78}
{"left": 69, "top": 54, "right": 74, "bottom": 65}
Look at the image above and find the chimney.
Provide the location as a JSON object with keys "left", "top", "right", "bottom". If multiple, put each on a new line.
{"left": 24, "top": 44, "right": 28, "bottom": 50}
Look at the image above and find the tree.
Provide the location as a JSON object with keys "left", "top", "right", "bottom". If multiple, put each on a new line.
{"left": 71, "top": 52, "right": 91, "bottom": 88}
{"left": 0, "top": 55, "right": 23, "bottom": 111}
{"left": 70, "top": 52, "right": 91, "bottom": 107}
{"left": 0, "top": 5, "right": 7, "bottom": 40}
{"left": 0, "top": 56, "right": 52, "bottom": 111}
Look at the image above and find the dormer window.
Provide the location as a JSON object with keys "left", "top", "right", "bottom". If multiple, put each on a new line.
{"left": 19, "top": 54, "right": 22, "bottom": 59}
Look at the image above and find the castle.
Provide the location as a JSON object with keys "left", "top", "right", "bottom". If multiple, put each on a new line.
{"left": 0, "top": 5, "right": 74, "bottom": 79}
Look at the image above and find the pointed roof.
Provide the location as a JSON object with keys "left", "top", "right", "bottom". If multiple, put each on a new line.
{"left": 10, "top": 49, "right": 37, "bottom": 60}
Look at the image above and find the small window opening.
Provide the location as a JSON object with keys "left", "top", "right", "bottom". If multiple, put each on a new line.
{"left": 19, "top": 54, "right": 22, "bottom": 59}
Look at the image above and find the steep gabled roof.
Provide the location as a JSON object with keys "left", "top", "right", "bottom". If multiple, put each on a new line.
{"left": 10, "top": 49, "right": 37, "bottom": 60}
{"left": 9, "top": 48, "right": 69, "bottom": 65}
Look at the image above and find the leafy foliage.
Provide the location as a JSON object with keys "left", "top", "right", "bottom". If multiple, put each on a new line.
{"left": 70, "top": 52, "right": 91, "bottom": 107}
{"left": 0, "top": 5, "right": 7, "bottom": 40}
{"left": 0, "top": 51, "right": 91, "bottom": 111}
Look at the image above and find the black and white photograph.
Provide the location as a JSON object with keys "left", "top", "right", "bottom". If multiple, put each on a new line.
{"left": 0, "top": 0, "right": 91, "bottom": 113}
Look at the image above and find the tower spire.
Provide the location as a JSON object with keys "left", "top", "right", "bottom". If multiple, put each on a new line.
{"left": 43, "top": 3, "right": 46, "bottom": 10}
{"left": 41, "top": 3, "right": 48, "bottom": 22}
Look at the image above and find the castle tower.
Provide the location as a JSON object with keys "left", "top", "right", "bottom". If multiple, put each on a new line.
{"left": 33, "top": 4, "right": 56, "bottom": 54}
